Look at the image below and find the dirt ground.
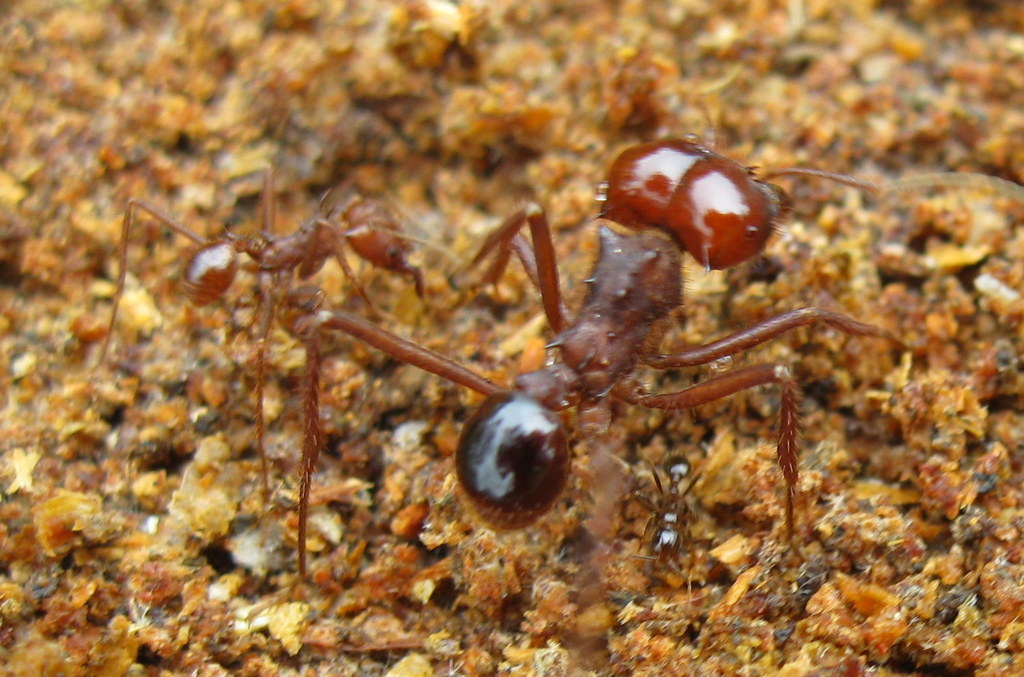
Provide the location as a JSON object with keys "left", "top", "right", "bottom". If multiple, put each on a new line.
{"left": 2, "top": 1, "right": 1024, "bottom": 675}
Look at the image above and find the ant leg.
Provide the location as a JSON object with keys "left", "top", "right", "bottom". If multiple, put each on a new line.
{"left": 99, "top": 199, "right": 207, "bottom": 363}
{"left": 284, "top": 298, "right": 504, "bottom": 576}
{"left": 644, "top": 307, "right": 902, "bottom": 369}
{"left": 628, "top": 364, "right": 801, "bottom": 540}
{"left": 296, "top": 324, "right": 323, "bottom": 578}
{"left": 321, "top": 231, "right": 386, "bottom": 319}
{"left": 316, "top": 309, "right": 505, "bottom": 397}
{"left": 279, "top": 288, "right": 325, "bottom": 578}
{"left": 464, "top": 204, "right": 568, "bottom": 333}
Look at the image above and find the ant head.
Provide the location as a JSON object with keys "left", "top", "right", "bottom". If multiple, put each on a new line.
{"left": 665, "top": 459, "right": 692, "bottom": 486}
{"left": 601, "top": 139, "right": 790, "bottom": 270}
{"left": 455, "top": 392, "right": 569, "bottom": 529}
{"left": 182, "top": 240, "right": 240, "bottom": 306}
{"left": 643, "top": 459, "right": 698, "bottom": 501}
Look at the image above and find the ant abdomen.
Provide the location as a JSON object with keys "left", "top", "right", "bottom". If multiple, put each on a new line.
{"left": 182, "top": 240, "right": 239, "bottom": 306}
{"left": 601, "top": 139, "right": 790, "bottom": 270}
{"left": 455, "top": 392, "right": 570, "bottom": 529}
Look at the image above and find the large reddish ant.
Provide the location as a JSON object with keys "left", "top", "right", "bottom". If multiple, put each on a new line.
{"left": 277, "top": 138, "right": 901, "bottom": 576}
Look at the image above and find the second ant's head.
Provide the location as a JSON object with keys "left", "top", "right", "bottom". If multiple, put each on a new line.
{"left": 600, "top": 139, "right": 792, "bottom": 270}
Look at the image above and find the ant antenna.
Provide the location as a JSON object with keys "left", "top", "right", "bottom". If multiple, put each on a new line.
{"left": 760, "top": 167, "right": 881, "bottom": 194}
{"left": 764, "top": 166, "right": 1024, "bottom": 203}
{"left": 879, "top": 172, "right": 1024, "bottom": 201}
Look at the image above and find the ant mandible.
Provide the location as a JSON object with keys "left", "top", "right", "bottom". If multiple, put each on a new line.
{"left": 100, "top": 173, "right": 425, "bottom": 575}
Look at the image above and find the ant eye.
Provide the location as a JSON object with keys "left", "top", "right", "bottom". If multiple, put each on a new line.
{"left": 456, "top": 392, "right": 569, "bottom": 529}
{"left": 183, "top": 241, "right": 238, "bottom": 306}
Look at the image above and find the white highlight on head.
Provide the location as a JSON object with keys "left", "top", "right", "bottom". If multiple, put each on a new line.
{"left": 689, "top": 171, "right": 750, "bottom": 268}
{"left": 625, "top": 147, "right": 699, "bottom": 194}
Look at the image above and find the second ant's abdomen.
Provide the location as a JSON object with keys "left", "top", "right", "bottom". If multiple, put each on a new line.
{"left": 456, "top": 392, "right": 570, "bottom": 529}
{"left": 183, "top": 241, "right": 239, "bottom": 306}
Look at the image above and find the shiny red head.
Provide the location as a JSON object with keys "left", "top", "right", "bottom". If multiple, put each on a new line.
{"left": 601, "top": 139, "right": 790, "bottom": 270}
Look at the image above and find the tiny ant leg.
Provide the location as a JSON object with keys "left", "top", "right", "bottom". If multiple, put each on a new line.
{"left": 99, "top": 199, "right": 207, "bottom": 363}
{"left": 315, "top": 220, "right": 385, "bottom": 319}
{"left": 465, "top": 204, "right": 568, "bottom": 333}
{"left": 629, "top": 363, "right": 800, "bottom": 539}
{"left": 645, "top": 307, "right": 902, "bottom": 369}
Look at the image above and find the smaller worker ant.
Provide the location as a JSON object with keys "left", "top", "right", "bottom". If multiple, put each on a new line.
{"left": 633, "top": 460, "right": 701, "bottom": 574}
{"left": 99, "top": 172, "right": 426, "bottom": 575}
